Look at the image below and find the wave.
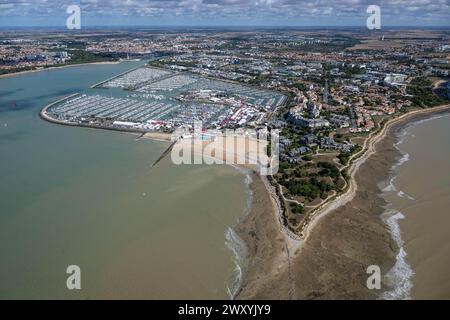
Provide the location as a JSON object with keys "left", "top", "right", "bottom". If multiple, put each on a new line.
{"left": 386, "top": 114, "right": 449, "bottom": 199}
{"left": 377, "top": 115, "right": 449, "bottom": 299}
{"left": 225, "top": 227, "right": 248, "bottom": 299}
{"left": 397, "top": 190, "right": 415, "bottom": 201}
{"left": 379, "top": 120, "right": 414, "bottom": 194}
{"left": 403, "top": 112, "right": 450, "bottom": 129}
{"left": 380, "top": 132, "right": 410, "bottom": 193}
{"left": 225, "top": 167, "right": 253, "bottom": 299}
{"left": 394, "top": 152, "right": 410, "bottom": 169}
{"left": 390, "top": 113, "right": 450, "bottom": 167}
{"left": 229, "top": 164, "right": 253, "bottom": 212}
{"left": 382, "top": 176, "right": 397, "bottom": 192}
{"left": 242, "top": 169, "right": 254, "bottom": 217}
{"left": 380, "top": 209, "right": 414, "bottom": 300}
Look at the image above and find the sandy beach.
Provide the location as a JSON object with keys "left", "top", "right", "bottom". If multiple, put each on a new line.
{"left": 142, "top": 131, "right": 172, "bottom": 141}
{"left": 233, "top": 171, "right": 301, "bottom": 299}
{"left": 236, "top": 104, "right": 450, "bottom": 300}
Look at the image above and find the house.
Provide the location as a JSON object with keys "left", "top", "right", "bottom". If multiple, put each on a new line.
{"left": 301, "top": 134, "right": 318, "bottom": 146}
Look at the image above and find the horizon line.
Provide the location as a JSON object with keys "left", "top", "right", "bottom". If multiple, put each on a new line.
{"left": 1, "top": 25, "right": 450, "bottom": 29}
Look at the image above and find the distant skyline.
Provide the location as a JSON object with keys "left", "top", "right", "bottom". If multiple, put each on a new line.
{"left": 0, "top": 0, "right": 449, "bottom": 27}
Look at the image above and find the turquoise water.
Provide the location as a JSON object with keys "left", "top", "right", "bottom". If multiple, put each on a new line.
{"left": 0, "top": 63, "right": 247, "bottom": 299}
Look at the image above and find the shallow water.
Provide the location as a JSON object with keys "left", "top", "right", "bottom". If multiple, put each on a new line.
{"left": 0, "top": 62, "right": 247, "bottom": 299}
{"left": 381, "top": 113, "right": 450, "bottom": 299}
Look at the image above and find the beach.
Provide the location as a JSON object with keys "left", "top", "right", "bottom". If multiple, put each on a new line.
{"left": 233, "top": 171, "right": 300, "bottom": 299}
{"left": 236, "top": 105, "right": 450, "bottom": 300}
{"left": 142, "top": 131, "right": 172, "bottom": 141}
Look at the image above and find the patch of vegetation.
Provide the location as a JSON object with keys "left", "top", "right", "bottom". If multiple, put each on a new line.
{"left": 0, "top": 66, "right": 35, "bottom": 75}
{"left": 67, "top": 50, "right": 116, "bottom": 64}
{"left": 289, "top": 203, "right": 304, "bottom": 214}
{"left": 286, "top": 177, "right": 332, "bottom": 201}
{"left": 317, "top": 161, "right": 340, "bottom": 179}
{"left": 291, "top": 82, "right": 307, "bottom": 92}
{"left": 337, "top": 144, "right": 362, "bottom": 165}
{"left": 407, "top": 77, "right": 447, "bottom": 108}
{"left": 338, "top": 152, "right": 350, "bottom": 165}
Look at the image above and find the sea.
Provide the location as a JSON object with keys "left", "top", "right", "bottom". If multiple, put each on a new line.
{"left": 0, "top": 62, "right": 249, "bottom": 299}
{"left": 380, "top": 111, "right": 450, "bottom": 299}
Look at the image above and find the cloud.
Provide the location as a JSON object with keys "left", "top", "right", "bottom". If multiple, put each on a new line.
{"left": 0, "top": 0, "right": 448, "bottom": 25}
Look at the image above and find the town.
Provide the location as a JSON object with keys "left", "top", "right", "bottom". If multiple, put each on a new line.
{"left": 5, "top": 27, "right": 449, "bottom": 234}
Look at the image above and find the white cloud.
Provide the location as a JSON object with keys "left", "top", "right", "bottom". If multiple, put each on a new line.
{"left": 0, "top": 0, "right": 448, "bottom": 25}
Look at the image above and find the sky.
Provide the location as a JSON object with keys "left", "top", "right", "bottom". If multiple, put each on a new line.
{"left": 0, "top": 0, "right": 449, "bottom": 27}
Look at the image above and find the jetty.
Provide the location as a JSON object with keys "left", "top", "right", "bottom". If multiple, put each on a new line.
{"left": 151, "top": 138, "right": 180, "bottom": 167}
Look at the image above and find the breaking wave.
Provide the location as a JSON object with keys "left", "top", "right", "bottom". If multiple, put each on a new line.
{"left": 225, "top": 227, "right": 248, "bottom": 299}
{"left": 381, "top": 209, "right": 414, "bottom": 300}
{"left": 225, "top": 167, "right": 253, "bottom": 299}
{"left": 397, "top": 190, "right": 415, "bottom": 201}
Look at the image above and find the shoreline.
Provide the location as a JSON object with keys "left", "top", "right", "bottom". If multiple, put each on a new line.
{"left": 236, "top": 104, "right": 450, "bottom": 299}
{"left": 300, "top": 104, "right": 450, "bottom": 241}
{"left": 234, "top": 170, "right": 301, "bottom": 299}
{"left": 141, "top": 131, "right": 172, "bottom": 142}
{"left": 381, "top": 112, "right": 450, "bottom": 299}
{"left": 38, "top": 81, "right": 449, "bottom": 299}
{"left": 0, "top": 61, "right": 121, "bottom": 79}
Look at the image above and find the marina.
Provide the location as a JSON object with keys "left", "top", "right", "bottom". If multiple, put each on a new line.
{"left": 97, "top": 66, "right": 173, "bottom": 89}
{"left": 42, "top": 64, "right": 287, "bottom": 132}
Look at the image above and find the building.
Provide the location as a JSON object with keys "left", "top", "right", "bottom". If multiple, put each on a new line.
{"left": 288, "top": 106, "right": 329, "bottom": 128}
{"left": 384, "top": 73, "right": 407, "bottom": 86}
{"left": 306, "top": 101, "right": 321, "bottom": 118}
{"left": 329, "top": 114, "right": 350, "bottom": 128}
{"left": 300, "top": 134, "right": 318, "bottom": 146}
